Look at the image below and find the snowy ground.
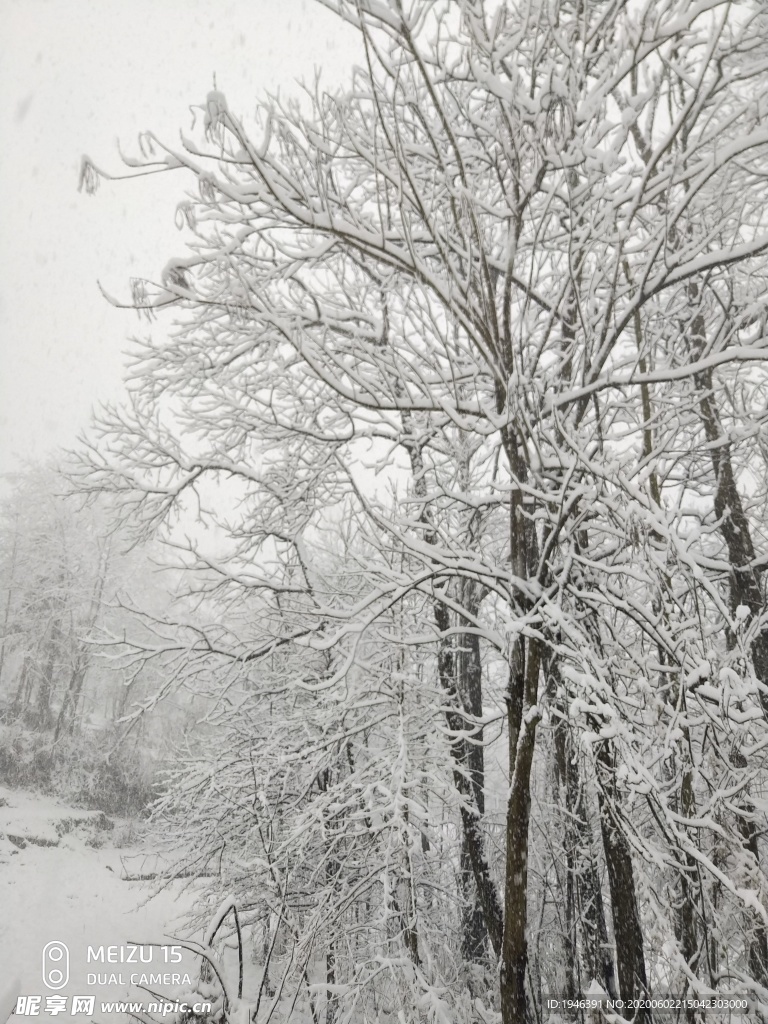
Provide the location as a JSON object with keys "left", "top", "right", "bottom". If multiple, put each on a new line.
{"left": 0, "top": 786, "right": 200, "bottom": 1023}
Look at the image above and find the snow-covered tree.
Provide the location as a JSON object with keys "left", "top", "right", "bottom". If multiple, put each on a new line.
{"left": 0, "top": 466, "right": 112, "bottom": 732}
{"left": 75, "top": 1, "right": 768, "bottom": 1020}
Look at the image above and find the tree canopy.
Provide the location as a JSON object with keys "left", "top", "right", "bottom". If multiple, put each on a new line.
{"left": 73, "top": 2, "right": 768, "bottom": 1022}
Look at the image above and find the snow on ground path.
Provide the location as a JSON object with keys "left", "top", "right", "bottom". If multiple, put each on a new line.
{"left": 0, "top": 786, "right": 199, "bottom": 1020}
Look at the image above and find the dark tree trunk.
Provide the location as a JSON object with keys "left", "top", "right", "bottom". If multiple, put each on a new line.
{"left": 497, "top": 438, "right": 544, "bottom": 1024}
{"left": 580, "top": 845, "right": 618, "bottom": 1001}
{"left": 694, "top": 359, "right": 768, "bottom": 714}
{"left": 405, "top": 434, "right": 505, "bottom": 961}
{"left": 554, "top": 706, "right": 617, "bottom": 1001}
{"left": 458, "top": 584, "right": 489, "bottom": 966}
{"left": 738, "top": 805, "right": 768, "bottom": 985}
{"left": 677, "top": 766, "right": 701, "bottom": 990}
{"left": 553, "top": 711, "right": 579, "bottom": 1001}
{"left": 326, "top": 942, "right": 336, "bottom": 1024}
{"left": 693, "top": 350, "right": 768, "bottom": 988}
{"left": 434, "top": 598, "right": 504, "bottom": 956}
{"left": 595, "top": 739, "right": 650, "bottom": 1021}
{"left": 500, "top": 636, "right": 541, "bottom": 1024}
{"left": 460, "top": 841, "right": 488, "bottom": 966}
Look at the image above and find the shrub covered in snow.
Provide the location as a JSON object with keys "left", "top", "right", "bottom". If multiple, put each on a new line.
{"left": 0, "top": 722, "right": 156, "bottom": 815}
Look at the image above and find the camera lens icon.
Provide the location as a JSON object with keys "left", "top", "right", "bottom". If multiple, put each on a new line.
{"left": 42, "top": 941, "right": 69, "bottom": 990}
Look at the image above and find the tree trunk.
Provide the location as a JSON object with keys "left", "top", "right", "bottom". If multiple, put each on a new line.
{"left": 36, "top": 616, "right": 61, "bottom": 731}
{"left": 434, "top": 599, "right": 504, "bottom": 956}
{"left": 580, "top": 844, "right": 618, "bottom": 1001}
{"left": 694, "top": 349, "right": 768, "bottom": 988}
{"left": 595, "top": 739, "right": 650, "bottom": 1020}
{"left": 738, "top": 804, "right": 768, "bottom": 986}
{"left": 12, "top": 655, "right": 33, "bottom": 715}
{"left": 500, "top": 636, "right": 541, "bottom": 1024}
{"left": 405, "top": 433, "right": 505, "bottom": 959}
{"left": 553, "top": 712, "right": 579, "bottom": 1001}
{"left": 326, "top": 941, "right": 336, "bottom": 1024}
{"left": 554, "top": 699, "right": 617, "bottom": 1000}
{"left": 460, "top": 841, "right": 488, "bottom": 966}
{"left": 54, "top": 661, "right": 85, "bottom": 740}
{"left": 458, "top": 584, "right": 489, "bottom": 965}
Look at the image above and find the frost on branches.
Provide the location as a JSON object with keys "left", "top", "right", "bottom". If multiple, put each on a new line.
{"left": 73, "top": 1, "right": 768, "bottom": 1022}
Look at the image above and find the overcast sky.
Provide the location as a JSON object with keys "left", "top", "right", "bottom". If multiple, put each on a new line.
{"left": 0, "top": 0, "right": 360, "bottom": 483}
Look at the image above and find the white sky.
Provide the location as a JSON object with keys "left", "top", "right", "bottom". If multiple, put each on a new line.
{"left": 0, "top": 0, "right": 360, "bottom": 482}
